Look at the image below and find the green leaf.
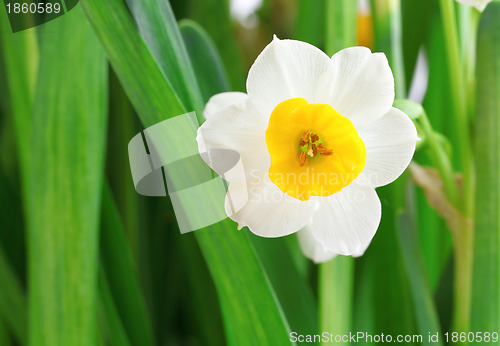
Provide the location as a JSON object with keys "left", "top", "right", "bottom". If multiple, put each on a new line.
{"left": 319, "top": 256, "right": 353, "bottom": 345}
{"left": 325, "top": 0, "right": 357, "bottom": 55}
{"left": 294, "top": 0, "right": 326, "bottom": 49}
{"left": 354, "top": 185, "right": 415, "bottom": 339}
{"left": 471, "top": 0, "right": 500, "bottom": 332}
{"left": 81, "top": 1, "right": 293, "bottom": 344}
{"left": 196, "top": 227, "right": 292, "bottom": 345}
{"left": 125, "top": 0, "right": 204, "bottom": 115}
{"left": 371, "top": 0, "right": 406, "bottom": 97}
{"left": 27, "top": 7, "right": 108, "bottom": 345}
{"left": 0, "top": 246, "right": 26, "bottom": 345}
{"left": 0, "top": 1, "right": 37, "bottom": 192}
{"left": 398, "top": 208, "right": 443, "bottom": 346}
{"left": 251, "top": 235, "right": 318, "bottom": 340}
{"left": 186, "top": 0, "right": 245, "bottom": 91}
{"left": 419, "top": 14, "right": 454, "bottom": 293}
{"left": 100, "top": 186, "right": 155, "bottom": 346}
{"left": 80, "top": 0, "right": 185, "bottom": 127}
{"left": 97, "top": 271, "right": 132, "bottom": 346}
{"left": 180, "top": 19, "right": 231, "bottom": 103}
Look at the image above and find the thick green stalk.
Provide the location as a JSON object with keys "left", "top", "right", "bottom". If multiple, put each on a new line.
{"left": 372, "top": 0, "right": 406, "bottom": 97}
{"left": 471, "top": 0, "right": 500, "bottom": 334}
{"left": 419, "top": 112, "right": 459, "bottom": 205}
{"left": 319, "top": 257, "right": 353, "bottom": 340}
{"left": 325, "top": 0, "right": 357, "bottom": 56}
{"left": 320, "top": 2, "right": 357, "bottom": 345}
{"left": 438, "top": 0, "right": 475, "bottom": 333}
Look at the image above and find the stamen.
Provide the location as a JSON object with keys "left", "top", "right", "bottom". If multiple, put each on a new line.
{"left": 317, "top": 143, "right": 333, "bottom": 156}
{"left": 312, "top": 143, "right": 318, "bottom": 156}
{"left": 311, "top": 134, "right": 319, "bottom": 142}
{"left": 299, "top": 152, "right": 307, "bottom": 167}
{"left": 300, "top": 131, "right": 311, "bottom": 146}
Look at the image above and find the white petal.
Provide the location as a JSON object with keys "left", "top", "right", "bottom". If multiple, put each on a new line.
{"left": 197, "top": 99, "right": 270, "bottom": 179}
{"left": 226, "top": 178, "right": 317, "bottom": 237}
{"left": 316, "top": 47, "right": 395, "bottom": 128}
{"left": 204, "top": 92, "right": 249, "bottom": 119}
{"left": 297, "top": 224, "right": 337, "bottom": 263}
{"left": 356, "top": 107, "right": 418, "bottom": 188}
{"left": 455, "top": 0, "right": 490, "bottom": 11}
{"left": 246, "top": 36, "right": 331, "bottom": 115}
{"left": 310, "top": 183, "right": 381, "bottom": 256}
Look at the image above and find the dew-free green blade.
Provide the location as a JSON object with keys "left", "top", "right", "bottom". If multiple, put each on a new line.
{"left": 126, "top": 0, "right": 204, "bottom": 115}
{"left": 100, "top": 186, "right": 155, "bottom": 346}
{"left": 471, "top": 0, "right": 500, "bottom": 332}
{"left": 27, "top": 6, "right": 108, "bottom": 345}
{"left": 180, "top": 20, "right": 231, "bottom": 103}
{"left": 81, "top": 0, "right": 293, "bottom": 344}
{"left": 186, "top": 0, "right": 245, "bottom": 91}
{"left": 398, "top": 209, "right": 443, "bottom": 346}
{"left": 0, "top": 246, "right": 26, "bottom": 345}
{"left": 80, "top": 0, "right": 185, "bottom": 127}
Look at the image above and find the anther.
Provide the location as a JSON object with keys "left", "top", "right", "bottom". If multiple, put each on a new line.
{"left": 299, "top": 152, "right": 307, "bottom": 167}
{"left": 317, "top": 143, "right": 333, "bottom": 156}
{"left": 300, "top": 131, "right": 311, "bottom": 146}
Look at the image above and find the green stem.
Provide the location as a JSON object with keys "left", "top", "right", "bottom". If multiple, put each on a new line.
{"left": 388, "top": 0, "right": 406, "bottom": 97}
{"left": 319, "top": 257, "right": 353, "bottom": 346}
{"left": 320, "top": 2, "right": 358, "bottom": 344}
{"left": 438, "top": 0, "right": 475, "bottom": 334}
{"left": 325, "top": 0, "right": 357, "bottom": 56}
{"left": 420, "top": 112, "right": 459, "bottom": 205}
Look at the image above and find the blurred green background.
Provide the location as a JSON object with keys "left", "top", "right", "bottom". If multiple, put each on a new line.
{"left": 0, "top": 0, "right": 499, "bottom": 345}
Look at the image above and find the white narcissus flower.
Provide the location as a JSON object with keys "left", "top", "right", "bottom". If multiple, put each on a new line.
{"left": 455, "top": 0, "right": 491, "bottom": 11}
{"left": 197, "top": 37, "right": 418, "bottom": 263}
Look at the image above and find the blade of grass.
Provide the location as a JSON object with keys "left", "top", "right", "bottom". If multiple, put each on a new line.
{"left": 0, "top": 2, "right": 37, "bottom": 193}
{"left": 0, "top": 166, "right": 26, "bottom": 283}
{"left": 251, "top": 235, "right": 318, "bottom": 340}
{"left": 106, "top": 71, "right": 141, "bottom": 260}
{"left": 420, "top": 15, "right": 453, "bottom": 292}
{"left": 28, "top": 6, "right": 108, "bottom": 345}
{"left": 186, "top": 0, "right": 245, "bottom": 91}
{"left": 294, "top": 0, "right": 326, "bottom": 49}
{"left": 0, "top": 245, "right": 26, "bottom": 345}
{"left": 325, "top": 0, "right": 357, "bottom": 56}
{"left": 439, "top": 0, "right": 475, "bottom": 332}
{"left": 97, "top": 271, "right": 132, "bottom": 346}
{"left": 125, "top": 0, "right": 204, "bottom": 114}
{"left": 178, "top": 233, "right": 226, "bottom": 345}
{"left": 371, "top": 0, "right": 406, "bottom": 97}
{"left": 471, "top": 0, "right": 500, "bottom": 332}
{"left": 100, "top": 185, "right": 155, "bottom": 346}
{"left": 397, "top": 185, "right": 443, "bottom": 346}
{"left": 401, "top": 0, "right": 434, "bottom": 92}
{"left": 80, "top": 0, "right": 185, "bottom": 125}
{"left": 81, "top": 1, "right": 293, "bottom": 344}
{"left": 354, "top": 186, "right": 415, "bottom": 339}
{"left": 179, "top": 20, "right": 231, "bottom": 103}
{"left": 0, "top": 318, "right": 10, "bottom": 346}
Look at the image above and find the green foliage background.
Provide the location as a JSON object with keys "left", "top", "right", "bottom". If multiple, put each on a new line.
{"left": 0, "top": 0, "right": 499, "bottom": 345}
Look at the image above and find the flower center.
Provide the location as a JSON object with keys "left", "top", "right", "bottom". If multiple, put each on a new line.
{"left": 265, "top": 98, "right": 366, "bottom": 201}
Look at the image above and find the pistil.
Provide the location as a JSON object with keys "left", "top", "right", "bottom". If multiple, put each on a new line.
{"left": 299, "top": 130, "right": 333, "bottom": 166}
